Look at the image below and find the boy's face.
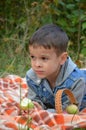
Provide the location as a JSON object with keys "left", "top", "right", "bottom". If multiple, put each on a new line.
{"left": 29, "top": 45, "right": 67, "bottom": 82}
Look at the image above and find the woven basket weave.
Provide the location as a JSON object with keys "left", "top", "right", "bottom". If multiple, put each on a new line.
{"left": 55, "top": 89, "right": 78, "bottom": 113}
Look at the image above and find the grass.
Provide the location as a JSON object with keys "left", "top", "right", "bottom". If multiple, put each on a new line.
{"left": 0, "top": 43, "right": 31, "bottom": 77}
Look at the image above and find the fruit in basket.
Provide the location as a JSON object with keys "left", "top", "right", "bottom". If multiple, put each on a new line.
{"left": 20, "top": 98, "right": 34, "bottom": 110}
{"left": 66, "top": 104, "right": 79, "bottom": 114}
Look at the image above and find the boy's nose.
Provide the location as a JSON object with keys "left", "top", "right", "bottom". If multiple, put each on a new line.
{"left": 35, "top": 60, "right": 42, "bottom": 67}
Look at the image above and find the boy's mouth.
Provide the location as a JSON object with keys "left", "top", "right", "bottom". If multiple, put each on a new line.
{"left": 35, "top": 70, "right": 44, "bottom": 75}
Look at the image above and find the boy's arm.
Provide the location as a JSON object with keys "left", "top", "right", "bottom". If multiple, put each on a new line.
{"left": 62, "top": 78, "right": 85, "bottom": 110}
{"left": 28, "top": 87, "right": 47, "bottom": 109}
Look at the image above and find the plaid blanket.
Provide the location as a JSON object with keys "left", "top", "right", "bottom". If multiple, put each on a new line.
{"left": 0, "top": 75, "right": 86, "bottom": 130}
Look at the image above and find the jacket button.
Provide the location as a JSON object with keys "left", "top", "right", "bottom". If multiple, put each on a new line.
{"left": 43, "top": 88, "right": 46, "bottom": 91}
{"left": 37, "top": 79, "right": 41, "bottom": 84}
{"left": 43, "top": 97, "right": 46, "bottom": 102}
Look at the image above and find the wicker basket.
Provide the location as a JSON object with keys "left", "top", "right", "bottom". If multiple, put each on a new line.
{"left": 55, "top": 89, "right": 78, "bottom": 113}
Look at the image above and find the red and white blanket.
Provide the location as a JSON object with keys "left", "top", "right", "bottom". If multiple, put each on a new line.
{"left": 0, "top": 75, "right": 86, "bottom": 130}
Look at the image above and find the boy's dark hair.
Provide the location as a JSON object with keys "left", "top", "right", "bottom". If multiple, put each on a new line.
{"left": 29, "top": 24, "right": 69, "bottom": 56}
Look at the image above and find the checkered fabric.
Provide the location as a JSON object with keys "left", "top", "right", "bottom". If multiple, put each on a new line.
{"left": 0, "top": 75, "right": 86, "bottom": 130}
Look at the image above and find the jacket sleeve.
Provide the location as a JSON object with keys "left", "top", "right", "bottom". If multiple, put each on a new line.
{"left": 28, "top": 87, "right": 47, "bottom": 109}
{"left": 27, "top": 83, "right": 47, "bottom": 109}
{"left": 62, "top": 78, "right": 85, "bottom": 110}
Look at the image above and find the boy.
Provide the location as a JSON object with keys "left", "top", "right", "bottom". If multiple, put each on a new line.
{"left": 26, "top": 24, "right": 86, "bottom": 112}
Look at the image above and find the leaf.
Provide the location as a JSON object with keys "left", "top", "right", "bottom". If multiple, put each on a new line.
{"left": 82, "top": 22, "right": 86, "bottom": 30}
{"left": 54, "top": 0, "right": 58, "bottom": 6}
{"left": 75, "top": 60, "right": 83, "bottom": 68}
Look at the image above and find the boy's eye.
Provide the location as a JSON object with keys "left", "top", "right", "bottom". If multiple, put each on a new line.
{"left": 41, "top": 57, "right": 48, "bottom": 60}
{"left": 29, "top": 55, "right": 49, "bottom": 61}
{"left": 30, "top": 55, "right": 35, "bottom": 59}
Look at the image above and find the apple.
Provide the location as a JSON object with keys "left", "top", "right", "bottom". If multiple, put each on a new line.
{"left": 20, "top": 98, "right": 34, "bottom": 110}
{"left": 66, "top": 104, "right": 79, "bottom": 114}
{"left": 28, "top": 100, "right": 34, "bottom": 109}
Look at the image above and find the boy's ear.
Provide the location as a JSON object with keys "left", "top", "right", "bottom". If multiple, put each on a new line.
{"left": 60, "top": 52, "right": 68, "bottom": 65}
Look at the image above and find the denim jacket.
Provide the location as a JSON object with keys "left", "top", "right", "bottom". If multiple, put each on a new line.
{"left": 26, "top": 57, "right": 86, "bottom": 111}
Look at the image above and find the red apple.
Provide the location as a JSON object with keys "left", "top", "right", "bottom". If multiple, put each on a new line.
{"left": 66, "top": 104, "right": 79, "bottom": 114}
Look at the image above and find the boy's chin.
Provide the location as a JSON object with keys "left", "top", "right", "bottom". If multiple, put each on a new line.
{"left": 37, "top": 75, "right": 46, "bottom": 79}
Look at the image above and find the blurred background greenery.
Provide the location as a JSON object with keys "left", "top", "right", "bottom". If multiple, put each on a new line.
{"left": 0, "top": 0, "right": 86, "bottom": 77}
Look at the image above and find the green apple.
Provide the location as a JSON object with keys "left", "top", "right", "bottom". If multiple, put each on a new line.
{"left": 66, "top": 104, "right": 79, "bottom": 114}
{"left": 28, "top": 100, "right": 34, "bottom": 109}
{"left": 20, "top": 98, "right": 34, "bottom": 110}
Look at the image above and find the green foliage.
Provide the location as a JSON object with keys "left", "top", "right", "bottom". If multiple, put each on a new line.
{"left": 51, "top": 0, "right": 86, "bottom": 60}
{"left": 0, "top": 0, "right": 86, "bottom": 76}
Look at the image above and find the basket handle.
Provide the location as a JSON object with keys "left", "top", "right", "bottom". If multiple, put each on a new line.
{"left": 55, "top": 89, "right": 78, "bottom": 113}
